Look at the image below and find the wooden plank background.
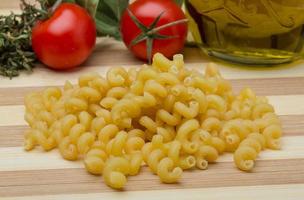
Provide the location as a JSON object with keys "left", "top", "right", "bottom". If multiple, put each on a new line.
{"left": 1, "top": 1, "right": 304, "bottom": 199}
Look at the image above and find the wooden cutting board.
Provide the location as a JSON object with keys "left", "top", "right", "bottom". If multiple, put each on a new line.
{"left": 1, "top": 2, "right": 304, "bottom": 199}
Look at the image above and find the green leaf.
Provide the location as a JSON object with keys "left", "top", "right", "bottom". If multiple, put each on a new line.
{"left": 175, "top": 0, "right": 183, "bottom": 6}
{"left": 95, "top": 17, "right": 121, "bottom": 39}
{"left": 76, "top": 0, "right": 129, "bottom": 39}
{"left": 75, "top": 0, "right": 99, "bottom": 17}
{"left": 106, "top": 0, "right": 129, "bottom": 21}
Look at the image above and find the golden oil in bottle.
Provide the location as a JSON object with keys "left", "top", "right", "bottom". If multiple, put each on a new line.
{"left": 185, "top": 0, "right": 304, "bottom": 65}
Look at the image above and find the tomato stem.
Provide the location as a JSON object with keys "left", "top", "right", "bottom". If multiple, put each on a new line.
{"left": 127, "top": 9, "right": 188, "bottom": 64}
{"left": 50, "top": 0, "right": 62, "bottom": 14}
{"left": 148, "top": 19, "right": 188, "bottom": 35}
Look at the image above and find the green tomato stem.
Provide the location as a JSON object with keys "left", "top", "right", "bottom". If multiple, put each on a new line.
{"left": 148, "top": 19, "right": 188, "bottom": 35}
{"left": 50, "top": 0, "right": 63, "bottom": 14}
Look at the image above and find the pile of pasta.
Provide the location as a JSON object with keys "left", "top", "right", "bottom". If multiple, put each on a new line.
{"left": 24, "top": 53, "right": 282, "bottom": 189}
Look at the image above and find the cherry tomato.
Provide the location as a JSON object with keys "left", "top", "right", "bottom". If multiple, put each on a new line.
{"left": 32, "top": 3, "right": 96, "bottom": 70}
{"left": 120, "top": 0, "right": 188, "bottom": 61}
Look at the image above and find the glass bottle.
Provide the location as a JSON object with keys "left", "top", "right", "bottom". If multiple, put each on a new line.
{"left": 185, "top": 0, "right": 304, "bottom": 65}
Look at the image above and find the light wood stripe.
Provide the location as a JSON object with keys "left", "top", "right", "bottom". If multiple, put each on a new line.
{"left": 1, "top": 77, "right": 303, "bottom": 106}
{"left": 1, "top": 95, "right": 303, "bottom": 126}
{"left": 2, "top": 184, "right": 304, "bottom": 200}
{"left": 0, "top": 41, "right": 303, "bottom": 89}
{"left": 0, "top": 136, "right": 302, "bottom": 172}
{"left": 0, "top": 105, "right": 25, "bottom": 126}
{"left": 1, "top": 159, "right": 304, "bottom": 197}
{"left": 1, "top": 115, "right": 302, "bottom": 148}
{"left": 267, "top": 95, "right": 304, "bottom": 115}
{"left": 0, "top": 148, "right": 82, "bottom": 171}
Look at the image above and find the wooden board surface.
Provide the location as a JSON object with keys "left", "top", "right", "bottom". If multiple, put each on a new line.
{"left": 1, "top": 2, "right": 304, "bottom": 199}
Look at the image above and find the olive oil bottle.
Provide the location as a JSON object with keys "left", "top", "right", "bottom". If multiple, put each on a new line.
{"left": 185, "top": 0, "right": 304, "bottom": 65}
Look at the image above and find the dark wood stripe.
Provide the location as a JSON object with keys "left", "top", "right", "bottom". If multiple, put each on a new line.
{"left": 0, "top": 115, "right": 302, "bottom": 148}
{"left": 1, "top": 77, "right": 304, "bottom": 106}
{"left": 0, "top": 126, "right": 25, "bottom": 147}
{"left": 230, "top": 77, "right": 304, "bottom": 96}
{"left": 280, "top": 115, "right": 304, "bottom": 136}
{"left": 0, "top": 159, "right": 303, "bottom": 197}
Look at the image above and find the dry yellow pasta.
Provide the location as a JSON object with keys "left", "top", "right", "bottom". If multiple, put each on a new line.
{"left": 176, "top": 119, "right": 200, "bottom": 154}
{"left": 84, "top": 148, "right": 107, "bottom": 175}
{"left": 126, "top": 152, "right": 143, "bottom": 176}
{"left": 103, "top": 156, "right": 130, "bottom": 189}
{"left": 157, "top": 157, "right": 183, "bottom": 183}
{"left": 23, "top": 53, "right": 282, "bottom": 189}
{"left": 107, "top": 67, "right": 129, "bottom": 87}
{"left": 195, "top": 145, "right": 218, "bottom": 170}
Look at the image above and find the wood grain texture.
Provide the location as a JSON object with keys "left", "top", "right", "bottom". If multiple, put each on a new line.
{"left": 2, "top": 184, "right": 304, "bottom": 200}
{"left": 0, "top": 5, "right": 304, "bottom": 199}
{"left": 1, "top": 115, "right": 303, "bottom": 147}
{"left": 1, "top": 159, "right": 304, "bottom": 197}
{"left": 1, "top": 136, "right": 303, "bottom": 173}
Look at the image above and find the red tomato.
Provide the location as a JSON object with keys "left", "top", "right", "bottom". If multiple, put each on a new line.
{"left": 120, "top": 0, "right": 188, "bottom": 61}
{"left": 32, "top": 3, "right": 96, "bottom": 70}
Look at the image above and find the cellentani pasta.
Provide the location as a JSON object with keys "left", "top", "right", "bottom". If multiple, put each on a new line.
{"left": 24, "top": 53, "right": 282, "bottom": 189}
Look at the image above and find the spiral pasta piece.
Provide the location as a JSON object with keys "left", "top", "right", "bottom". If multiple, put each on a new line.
{"left": 107, "top": 67, "right": 129, "bottom": 87}
{"left": 263, "top": 124, "right": 282, "bottom": 150}
{"left": 176, "top": 119, "right": 200, "bottom": 154}
{"left": 84, "top": 148, "right": 108, "bottom": 175}
{"left": 157, "top": 157, "right": 183, "bottom": 183}
{"left": 195, "top": 145, "right": 218, "bottom": 170}
{"left": 234, "top": 146, "right": 257, "bottom": 171}
{"left": 103, "top": 157, "right": 130, "bottom": 189}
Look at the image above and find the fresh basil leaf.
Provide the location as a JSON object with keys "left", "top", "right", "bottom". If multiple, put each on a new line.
{"left": 75, "top": 0, "right": 129, "bottom": 39}
{"left": 175, "top": 0, "right": 183, "bottom": 6}
{"left": 75, "top": 0, "right": 99, "bottom": 16}
{"left": 94, "top": 2, "right": 121, "bottom": 39}
{"left": 95, "top": 18, "right": 121, "bottom": 39}
{"left": 105, "top": 0, "right": 129, "bottom": 21}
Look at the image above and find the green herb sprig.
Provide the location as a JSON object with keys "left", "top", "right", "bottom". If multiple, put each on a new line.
{"left": 0, "top": 0, "right": 47, "bottom": 78}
